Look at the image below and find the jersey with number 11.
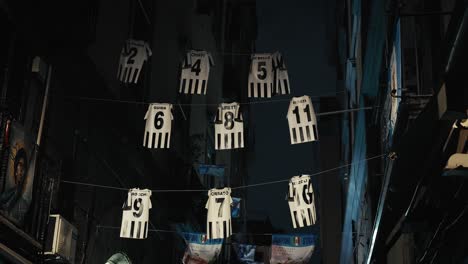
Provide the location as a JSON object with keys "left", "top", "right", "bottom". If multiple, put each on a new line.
{"left": 143, "top": 103, "right": 173, "bottom": 149}
{"left": 286, "top": 96, "right": 318, "bottom": 144}
{"left": 205, "top": 187, "right": 233, "bottom": 239}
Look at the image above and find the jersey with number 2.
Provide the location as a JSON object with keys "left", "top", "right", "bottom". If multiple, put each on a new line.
{"left": 206, "top": 187, "right": 233, "bottom": 239}
{"left": 117, "top": 39, "right": 152, "bottom": 84}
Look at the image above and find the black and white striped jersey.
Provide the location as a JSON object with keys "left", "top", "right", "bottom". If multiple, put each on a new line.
{"left": 143, "top": 103, "right": 173, "bottom": 149}
{"left": 179, "top": 50, "right": 214, "bottom": 95}
{"left": 272, "top": 52, "right": 290, "bottom": 95}
{"left": 248, "top": 53, "right": 274, "bottom": 98}
{"left": 214, "top": 102, "right": 244, "bottom": 150}
{"left": 120, "top": 188, "right": 152, "bottom": 239}
{"left": 117, "top": 39, "right": 152, "bottom": 84}
{"left": 287, "top": 175, "right": 317, "bottom": 228}
{"left": 286, "top": 96, "right": 318, "bottom": 144}
{"left": 205, "top": 187, "right": 233, "bottom": 239}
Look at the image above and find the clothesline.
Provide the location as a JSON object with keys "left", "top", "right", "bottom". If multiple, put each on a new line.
{"left": 61, "top": 153, "right": 388, "bottom": 193}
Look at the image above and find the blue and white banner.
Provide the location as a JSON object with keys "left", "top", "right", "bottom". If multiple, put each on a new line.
{"left": 270, "top": 234, "right": 315, "bottom": 264}
{"left": 197, "top": 164, "right": 225, "bottom": 178}
{"left": 233, "top": 244, "right": 265, "bottom": 264}
{"left": 231, "top": 197, "right": 241, "bottom": 218}
{"left": 181, "top": 232, "right": 223, "bottom": 264}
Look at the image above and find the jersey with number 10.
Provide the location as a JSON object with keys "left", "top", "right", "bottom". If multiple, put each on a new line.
{"left": 143, "top": 103, "right": 173, "bottom": 149}
{"left": 287, "top": 175, "right": 317, "bottom": 228}
{"left": 179, "top": 50, "right": 214, "bottom": 95}
{"left": 117, "top": 39, "right": 152, "bottom": 84}
{"left": 286, "top": 96, "right": 318, "bottom": 144}
{"left": 214, "top": 102, "right": 244, "bottom": 150}
{"left": 205, "top": 188, "right": 233, "bottom": 239}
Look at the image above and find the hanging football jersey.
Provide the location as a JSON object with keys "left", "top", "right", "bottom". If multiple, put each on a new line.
{"left": 117, "top": 39, "right": 152, "bottom": 84}
{"left": 214, "top": 102, "right": 244, "bottom": 150}
{"left": 286, "top": 96, "right": 318, "bottom": 144}
{"left": 248, "top": 53, "right": 274, "bottom": 98}
{"left": 179, "top": 50, "right": 214, "bottom": 95}
{"left": 143, "top": 103, "right": 173, "bottom": 149}
{"left": 205, "top": 187, "right": 233, "bottom": 239}
{"left": 272, "top": 52, "right": 291, "bottom": 95}
{"left": 120, "top": 188, "right": 152, "bottom": 239}
{"left": 287, "top": 175, "right": 317, "bottom": 228}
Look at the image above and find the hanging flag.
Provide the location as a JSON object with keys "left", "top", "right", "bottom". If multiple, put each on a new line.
{"left": 231, "top": 197, "right": 241, "bottom": 218}
{"left": 233, "top": 244, "right": 267, "bottom": 264}
{"left": 120, "top": 188, "right": 152, "bottom": 239}
{"left": 197, "top": 164, "right": 225, "bottom": 178}
{"left": 179, "top": 50, "right": 214, "bottom": 95}
{"left": 181, "top": 233, "right": 223, "bottom": 264}
{"left": 214, "top": 102, "right": 244, "bottom": 150}
{"left": 248, "top": 53, "right": 274, "bottom": 98}
{"left": 272, "top": 52, "right": 290, "bottom": 95}
{"left": 286, "top": 96, "right": 318, "bottom": 144}
{"left": 143, "top": 103, "right": 173, "bottom": 149}
{"left": 270, "top": 234, "right": 316, "bottom": 264}
{"left": 117, "top": 39, "right": 152, "bottom": 84}
{"left": 205, "top": 187, "right": 233, "bottom": 239}
{"left": 287, "top": 175, "right": 317, "bottom": 228}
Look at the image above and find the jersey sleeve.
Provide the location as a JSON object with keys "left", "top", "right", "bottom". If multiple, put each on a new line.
{"left": 148, "top": 194, "right": 153, "bottom": 209}
{"left": 208, "top": 53, "right": 215, "bottom": 67}
{"left": 205, "top": 196, "right": 210, "bottom": 210}
{"left": 287, "top": 99, "right": 294, "bottom": 119}
{"left": 183, "top": 51, "right": 191, "bottom": 68}
{"left": 287, "top": 181, "right": 295, "bottom": 201}
{"left": 235, "top": 104, "right": 243, "bottom": 121}
{"left": 145, "top": 42, "right": 152, "bottom": 58}
{"left": 170, "top": 104, "right": 174, "bottom": 120}
{"left": 144, "top": 105, "right": 150, "bottom": 120}
{"left": 214, "top": 105, "right": 223, "bottom": 124}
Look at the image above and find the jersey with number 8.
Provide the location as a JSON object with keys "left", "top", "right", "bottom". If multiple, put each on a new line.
{"left": 143, "top": 103, "right": 174, "bottom": 149}
{"left": 286, "top": 96, "right": 319, "bottom": 144}
{"left": 214, "top": 102, "right": 244, "bottom": 150}
{"left": 205, "top": 187, "right": 233, "bottom": 239}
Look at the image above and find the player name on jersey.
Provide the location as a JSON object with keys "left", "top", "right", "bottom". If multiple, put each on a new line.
{"left": 287, "top": 175, "right": 317, "bottom": 228}
{"left": 143, "top": 103, "right": 173, "bottom": 149}
{"left": 248, "top": 53, "right": 274, "bottom": 98}
{"left": 205, "top": 187, "right": 233, "bottom": 239}
{"left": 272, "top": 52, "right": 291, "bottom": 95}
{"left": 120, "top": 188, "right": 152, "bottom": 239}
{"left": 214, "top": 102, "right": 244, "bottom": 150}
{"left": 117, "top": 39, "right": 152, "bottom": 84}
{"left": 179, "top": 50, "right": 214, "bottom": 95}
{"left": 286, "top": 96, "right": 318, "bottom": 144}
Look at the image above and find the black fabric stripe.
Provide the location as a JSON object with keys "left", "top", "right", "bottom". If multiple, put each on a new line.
{"left": 202, "top": 80, "right": 206, "bottom": 94}
{"left": 264, "top": 83, "right": 268, "bottom": 97}
{"left": 250, "top": 82, "right": 254, "bottom": 97}
{"left": 284, "top": 79, "right": 289, "bottom": 94}
{"left": 292, "top": 128, "right": 297, "bottom": 143}
{"left": 181, "top": 78, "right": 186, "bottom": 93}
{"left": 299, "top": 127, "right": 304, "bottom": 142}
{"left": 231, "top": 132, "right": 235, "bottom": 149}
{"left": 223, "top": 221, "right": 227, "bottom": 238}
{"left": 122, "top": 67, "right": 128, "bottom": 82}
{"left": 217, "top": 133, "right": 221, "bottom": 149}
{"left": 305, "top": 125, "right": 311, "bottom": 141}
{"left": 130, "top": 221, "right": 135, "bottom": 237}
{"left": 145, "top": 132, "right": 149, "bottom": 147}
{"left": 313, "top": 125, "right": 318, "bottom": 140}
{"left": 208, "top": 222, "right": 212, "bottom": 239}
{"left": 164, "top": 133, "right": 169, "bottom": 148}
{"left": 257, "top": 82, "right": 261, "bottom": 97}
{"left": 194, "top": 79, "right": 199, "bottom": 94}
{"left": 188, "top": 79, "right": 193, "bottom": 94}
{"left": 126, "top": 68, "right": 133, "bottom": 83}
{"left": 238, "top": 132, "right": 242, "bottom": 148}
{"left": 144, "top": 222, "right": 148, "bottom": 237}
{"left": 157, "top": 133, "right": 162, "bottom": 148}
{"left": 151, "top": 133, "right": 156, "bottom": 148}
{"left": 118, "top": 65, "right": 122, "bottom": 79}
{"left": 293, "top": 210, "right": 299, "bottom": 228}
{"left": 308, "top": 208, "right": 313, "bottom": 224}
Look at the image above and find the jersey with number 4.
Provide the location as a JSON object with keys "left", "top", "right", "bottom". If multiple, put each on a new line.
{"left": 248, "top": 53, "right": 274, "bottom": 98}
{"left": 144, "top": 103, "right": 173, "bottom": 149}
{"left": 205, "top": 188, "right": 233, "bottom": 239}
{"left": 180, "top": 50, "right": 214, "bottom": 95}
{"left": 117, "top": 39, "right": 152, "bottom": 84}
{"left": 287, "top": 96, "right": 318, "bottom": 144}
{"left": 214, "top": 102, "right": 244, "bottom": 150}
{"left": 287, "top": 175, "right": 316, "bottom": 228}
{"left": 120, "top": 188, "right": 152, "bottom": 239}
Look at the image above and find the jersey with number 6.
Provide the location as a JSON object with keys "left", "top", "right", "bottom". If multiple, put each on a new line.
{"left": 120, "top": 188, "right": 152, "bottom": 239}
{"left": 117, "top": 39, "right": 152, "bottom": 84}
{"left": 287, "top": 175, "right": 317, "bottom": 228}
{"left": 287, "top": 96, "right": 318, "bottom": 144}
{"left": 248, "top": 53, "right": 274, "bottom": 98}
{"left": 205, "top": 188, "right": 233, "bottom": 239}
{"left": 179, "top": 50, "right": 214, "bottom": 95}
{"left": 144, "top": 103, "right": 173, "bottom": 149}
{"left": 214, "top": 102, "right": 244, "bottom": 150}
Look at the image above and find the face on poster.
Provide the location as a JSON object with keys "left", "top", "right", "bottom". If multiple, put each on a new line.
{"left": 0, "top": 121, "right": 37, "bottom": 226}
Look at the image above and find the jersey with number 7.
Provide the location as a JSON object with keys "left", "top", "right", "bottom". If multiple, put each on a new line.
{"left": 287, "top": 96, "right": 318, "bottom": 144}
{"left": 205, "top": 187, "right": 233, "bottom": 239}
{"left": 143, "top": 103, "right": 173, "bottom": 149}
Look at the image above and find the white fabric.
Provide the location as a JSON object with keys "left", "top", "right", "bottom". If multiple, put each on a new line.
{"left": 205, "top": 188, "right": 233, "bottom": 239}
{"left": 179, "top": 50, "right": 214, "bottom": 95}
{"left": 248, "top": 53, "right": 274, "bottom": 98}
{"left": 272, "top": 52, "right": 290, "bottom": 95}
{"left": 143, "top": 103, "right": 173, "bottom": 149}
{"left": 120, "top": 188, "right": 152, "bottom": 239}
{"left": 287, "top": 175, "right": 317, "bottom": 228}
{"left": 117, "top": 39, "right": 152, "bottom": 84}
{"left": 214, "top": 102, "right": 244, "bottom": 150}
{"left": 286, "top": 96, "right": 318, "bottom": 144}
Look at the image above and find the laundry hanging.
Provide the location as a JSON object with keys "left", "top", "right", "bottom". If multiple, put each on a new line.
{"left": 143, "top": 103, "right": 173, "bottom": 149}
{"left": 205, "top": 187, "right": 233, "bottom": 239}
{"left": 286, "top": 96, "right": 318, "bottom": 144}
{"left": 120, "top": 188, "right": 152, "bottom": 239}
{"left": 214, "top": 102, "right": 245, "bottom": 150}
{"left": 179, "top": 50, "right": 214, "bottom": 95}
{"left": 287, "top": 175, "right": 317, "bottom": 228}
{"left": 117, "top": 39, "right": 152, "bottom": 84}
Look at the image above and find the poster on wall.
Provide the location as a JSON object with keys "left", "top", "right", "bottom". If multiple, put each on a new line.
{"left": 182, "top": 232, "right": 223, "bottom": 264}
{"left": 270, "top": 234, "right": 315, "bottom": 264}
{"left": 0, "top": 121, "right": 37, "bottom": 227}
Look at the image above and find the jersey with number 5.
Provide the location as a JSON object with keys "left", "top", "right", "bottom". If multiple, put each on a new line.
{"left": 214, "top": 102, "right": 244, "bottom": 150}
{"left": 117, "top": 39, "right": 152, "bottom": 84}
{"left": 144, "top": 103, "right": 173, "bottom": 149}
{"left": 205, "top": 187, "right": 233, "bottom": 239}
{"left": 120, "top": 188, "right": 152, "bottom": 239}
{"left": 287, "top": 96, "right": 318, "bottom": 144}
{"left": 179, "top": 50, "right": 214, "bottom": 95}
{"left": 248, "top": 53, "right": 274, "bottom": 98}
